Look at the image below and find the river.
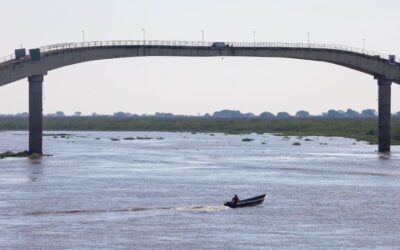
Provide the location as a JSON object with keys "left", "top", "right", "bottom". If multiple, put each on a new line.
{"left": 0, "top": 131, "right": 399, "bottom": 249}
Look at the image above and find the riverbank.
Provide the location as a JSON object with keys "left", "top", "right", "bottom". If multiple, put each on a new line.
{"left": 1, "top": 117, "right": 400, "bottom": 145}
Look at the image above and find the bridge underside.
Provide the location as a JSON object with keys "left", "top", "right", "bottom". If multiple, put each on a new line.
{"left": 1, "top": 45, "right": 400, "bottom": 86}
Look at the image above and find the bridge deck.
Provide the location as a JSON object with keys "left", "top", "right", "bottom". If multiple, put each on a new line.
{"left": 0, "top": 40, "right": 397, "bottom": 66}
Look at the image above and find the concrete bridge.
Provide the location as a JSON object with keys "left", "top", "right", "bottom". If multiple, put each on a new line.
{"left": 0, "top": 40, "right": 399, "bottom": 153}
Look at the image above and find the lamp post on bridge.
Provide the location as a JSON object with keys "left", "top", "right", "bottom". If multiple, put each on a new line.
{"left": 362, "top": 38, "right": 366, "bottom": 53}
{"left": 253, "top": 30, "right": 256, "bottom": 47}
{"left": 307, "top": 32, "right": 310, "bottom": 47}
{"left": 142, "top": 28, "right": 146, "bottom": 45}
{"left": 201, "top": 29, "right": 204, "bottom": 45}
{"left": 81, "top": 30, "right": 85, "bottom": 43}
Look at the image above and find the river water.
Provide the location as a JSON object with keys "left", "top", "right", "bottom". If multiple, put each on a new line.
{"left": 0, "top": 131, "right": 399, "bottom": 249}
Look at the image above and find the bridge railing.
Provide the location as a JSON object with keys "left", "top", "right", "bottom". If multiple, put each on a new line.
{"left": 37, "top": 40, "right": 397, "bottom": 62}
{"left": 0, "top": 40, "right": 397, "bottom": 65}
{"left": 0, "top": 54, "right": 14, "bottom": 65}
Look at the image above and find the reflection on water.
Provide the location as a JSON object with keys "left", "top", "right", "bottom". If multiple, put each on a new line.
{"left": 27, "top": 162, "right": 44, "bottom": 182}
{"left": 0, "top": 131, "right": 400, "bottom": 249}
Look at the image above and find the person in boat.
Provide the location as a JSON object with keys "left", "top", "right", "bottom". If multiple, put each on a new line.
{"left": 232, "top": 194, "right": 240, "bottom": 205}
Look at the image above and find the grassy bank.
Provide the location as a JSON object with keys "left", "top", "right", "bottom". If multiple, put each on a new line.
{"left": 1, "top": 116, "right": 400, "bottom": 145}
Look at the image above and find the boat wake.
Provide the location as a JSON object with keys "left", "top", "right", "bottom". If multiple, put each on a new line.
{"left": 27, "top": 205, "right": 228, "bottom": 216}
{"left": 171, "top": 205, "right": 228, "bottom": 212}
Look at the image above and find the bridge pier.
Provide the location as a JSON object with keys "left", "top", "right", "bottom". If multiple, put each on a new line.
{"left": 377, "top": 78, "right": 392, "bottom": 153}
{"left": 28, "top": 75, "right": 44, "bottom": 154}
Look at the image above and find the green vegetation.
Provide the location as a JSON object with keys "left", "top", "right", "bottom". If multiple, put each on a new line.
{"left": 123, "top": 137, "right": 136, "bottom": 140}
{"left": 0, "top": 151, "right": 44, "bottom": 159}
{"left": 0, "top": 151, "right": 30, "bottom": 159}
{"left": 136, "top": 136, "right": 153, "bottom": 140}
{"left": 242, "top": 138, "right": 255, "bottom": 142}
{"left": 1, "top": 116, "right": 400, "bottom": 145}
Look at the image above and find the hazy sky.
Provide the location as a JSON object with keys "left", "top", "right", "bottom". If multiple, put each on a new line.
{"left": 1, "top": 0, "right": 400, "bottom": 115}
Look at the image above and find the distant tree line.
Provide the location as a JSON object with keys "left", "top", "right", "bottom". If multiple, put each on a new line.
{"left": 3, "top": 108, "right": 400, "bottom": 119}
{"left": 211, "top": 109, "right": 382, "bottom": 119}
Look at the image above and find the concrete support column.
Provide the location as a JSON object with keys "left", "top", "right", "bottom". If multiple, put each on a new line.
{"left": 28, "top": 75, "right": 44, "bottom": 154}
{"left": 377, "top": 78, "right": 392, "bottom": 153}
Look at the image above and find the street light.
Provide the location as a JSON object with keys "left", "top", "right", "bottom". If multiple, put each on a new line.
{"left": 82, "top": 30, "right": 85, "bottom": 43}
{"left": 307, "top": 32, "right": 310, "bottom": 46}
{"left": 141, "top": 28, "right": 146, "bottom": 45}
{"left": 253, "top": 31, "right": 256, "bottom": 46}
{"left": 201, "top": 29, "right": 204, "bottom": 45}
{"left": 362, "top": 38, "right": 366, "bottom": 52}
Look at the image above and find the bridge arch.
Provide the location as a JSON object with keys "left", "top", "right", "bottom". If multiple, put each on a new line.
{"left": 0, "top": 40, "right": 398, "bottom": 153}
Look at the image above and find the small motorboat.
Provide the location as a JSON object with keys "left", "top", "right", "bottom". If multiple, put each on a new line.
{"left": 224, "top": 194, "right": 267, "bottom": 208}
